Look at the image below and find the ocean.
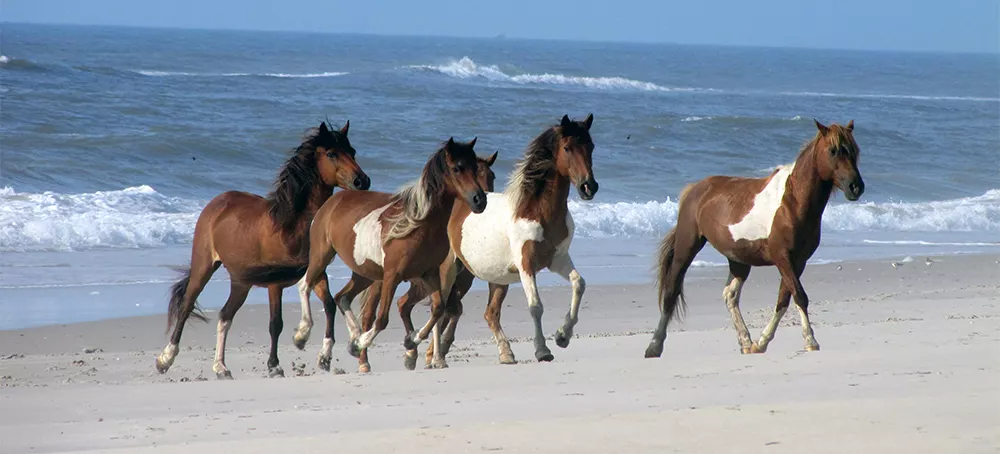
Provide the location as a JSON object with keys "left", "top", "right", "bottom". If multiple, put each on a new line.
{"left": 2, "top": 23, "right": 998, "bottom": 329}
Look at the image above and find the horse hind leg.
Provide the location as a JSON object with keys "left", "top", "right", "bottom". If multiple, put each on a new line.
{"left": 213, "top": 281, "right": 252, "bottom": 379}
{"left": 266, "top": 285, "right": 285, "bottom": 378}
{"left": 645, "top": 223, "right": 706, "bottom": 359}
{"left": 723, "top": 260, "right": 756, "bottom": 354}
{"left": 156, "top": 250, "right": 219, "bottom": 374}
{"left": 484, "top": 283, "right": 515, "bottom": 364}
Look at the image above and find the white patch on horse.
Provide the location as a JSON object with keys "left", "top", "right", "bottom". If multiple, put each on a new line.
{"left": 459, "top": 193, "right": 523, "bottom": 285}
{"left": 728, "top": 163, "right": 795, "bottom": 241}
{"left": 352, "top": 204, "right": 391, "bottom": 267}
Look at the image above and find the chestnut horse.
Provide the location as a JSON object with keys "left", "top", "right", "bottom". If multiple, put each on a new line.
{"left": 644, "top": 120, "right": 864, "bottom": 358}
{"left": 156, "top": 121, "right": 370, "bottom": 379}
{"left": 441, "top": 114, "right": 598, "bottom": 367}
{"left": 243, "top": 138, "right": 488, "bottom": 372}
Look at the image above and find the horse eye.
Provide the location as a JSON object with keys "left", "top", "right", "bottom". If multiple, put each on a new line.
{"left": 452, "top": 166, "right": 461, "bottom": 173}
{"left": 326, "top": 150, "right": 336, "bottom": 158}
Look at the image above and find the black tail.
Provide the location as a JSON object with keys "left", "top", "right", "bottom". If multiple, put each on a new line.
{"left": 655, "top": 228, "right": 686, "bottom": 326}
{"left": 241, "top": 263, "right": 308, "bottom": 286}
{"left": 166, "top": 267, "right": 206, "bottom": 333}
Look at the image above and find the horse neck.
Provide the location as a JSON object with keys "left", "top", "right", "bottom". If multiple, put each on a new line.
{"left": 787, "top": 149, "right": 835, "bottom": 222}
{"left": 520, "top": 170, "right": 571, "bottom": 223}
{"left": 304, "top": 184, "right": 334, "bottom": 217}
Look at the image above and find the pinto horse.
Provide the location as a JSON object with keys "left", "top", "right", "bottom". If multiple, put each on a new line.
{"left": 439, "top": 114, "right": 598, "bottom": 366}
{"left": 156, "top": 121, "right": 369, "bottom": 379}
{"left": 644, "top": 120, "right": 864, "bottom": 358}
{"left": 243, "top": 138, "right": 488, "bottom": 372}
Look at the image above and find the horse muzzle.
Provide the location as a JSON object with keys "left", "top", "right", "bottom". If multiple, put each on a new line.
{"left": 467, "top": 189, "right": 487, "bottom": 213}
{"left": 352, "top": 173, "right": 371, "bottom": 191}
{"left": 577, "top": 178, "right": 599, "bottom": 201}
{"left": 843, "top": 178, "right": 864, "bottom": 201}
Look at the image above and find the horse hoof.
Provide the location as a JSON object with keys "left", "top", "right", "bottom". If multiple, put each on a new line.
{"left": 554, "top": 331, "right": 571, "bottom": 349}
{"left": 805, "top": 344, "right": 821, "bottom": 352}
{"left": 535, "top": 350, "right": 554, "bottom": 362}
{"left": 268, "top": 366, "right": 284, "bottom": 378}
{"left": 347, "top": 340, "right": 362, "bottom": 358}
{"left": 216, "top": 370, "right": 234, "bottom": 380}
{"left": 317, "top": 356, "right": 331, "bottom": 372}
{"left": 154, "top": 357, "right": 171, "bottom": 374}
{"left": 293, "top": 334, "right": 308, "bottom": 351}
{"left": 644, "top": 344, "right": 663, "bottom": 358}
{"left": 358, "top": 363, "right": 371, "bottom": 374}
{"left": 499, "top": 354, "right": 517, "bottom": 365}
{"left": 402, "top": 334, "right": 418, "bottom": 351}
{"left": 750, "top": 343, "right": 767, "bottom": 354}
{"left": 430, "top": 360, "right": 449, "bottom": 369}
{"left": 403, "top": 352, "right": 418, "bottom": 371}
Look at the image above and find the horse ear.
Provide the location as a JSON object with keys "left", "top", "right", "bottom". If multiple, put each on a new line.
{"left": 584, "top": 113, "right": 594, "bottom": 130}
{"left": 486, "top": 151, "right": 498, "bottom": 166}
{"left": 318, "top": 121, "right": 330, "bottom": 134}
{"left": 846, "top": 119, "right": 854, "bottom": 132}
{"left": 469, "top": 136, "right": 477, "bottom": 148}
{"left": 340, "top": 120, "right": 350, "bottom": 135}
{"left": 447, "top": 137, "right": 456, "bottom": 149}
{"left": 561, "top": 114, "right": 572, "bottom": 128}
{"left": 813, "top": 119, "right": 828, "bottom": 135}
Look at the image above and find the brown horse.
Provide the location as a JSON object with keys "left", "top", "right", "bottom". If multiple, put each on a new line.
{"left": 439, "top": 114, "right": 598, "bottom": 367}
{"left": 155, "top": 121, "right": 369, "bottom": 379}
{"left": 243, "top": 137, "right": 489, "bottom": 372}
{"left": 644, "top": 120, "right": 864, "bottom": 358}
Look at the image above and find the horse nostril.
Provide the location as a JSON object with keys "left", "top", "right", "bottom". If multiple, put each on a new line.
{"left": 354, "top": 175, "right": 370, "bottom": 190}
{"left": 849, "top": 182, "right": 859, "bottom": 193}
{"left": 472, "top": 194, "right": 484, "bottom": 206}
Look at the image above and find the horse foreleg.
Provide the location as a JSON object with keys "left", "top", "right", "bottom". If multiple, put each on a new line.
{"left": 266, "top": 285, "right": 285, "bottom": 378}
{"left": 407, "top": 259, "right": 455, "bottom": 369}
{"left": 484, "top": 283, "right": 515, "bottom": 364}
{"left": 755, "top": 285, "right": 790, "bottom": 353}
{"left": 548, "top": 253, "right": 585, "bottom": 349}
{"left": 213, "top": 281, "right": 251, "bottom": 379}
{"left": 397, "top": 282, "right": 425, "bottom": 371}
{"left": 351, "top": 275, "right": 400, "bottom": 361}
{"left": 518, "top": 269, "right": 553, "bottom": 362}
{"left": 356, "top": 283, "right": 380, "bottom": 373}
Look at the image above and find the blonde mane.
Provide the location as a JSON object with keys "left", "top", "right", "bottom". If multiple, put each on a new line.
{"left": 382, "top": 149, "right": 446, "bottom": 242}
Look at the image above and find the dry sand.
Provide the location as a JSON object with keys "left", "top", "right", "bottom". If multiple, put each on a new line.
{"left": 1, "top": 254, "right": 998, "bottom": 453}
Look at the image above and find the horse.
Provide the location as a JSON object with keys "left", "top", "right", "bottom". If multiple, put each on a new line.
{"left": 155, "top": 120, "right": 370, "bottom": 379}
{"left": 440, "top": 114, "right": 598, "bottom": 366}
{"left": 644, "top": 120, "right": 864, "bottom": 358}
{"left": 242, "top": 137, "right": 489, "bottom": 372}
{"left": 355, "top": 151, "right": 498, "bottom": 371}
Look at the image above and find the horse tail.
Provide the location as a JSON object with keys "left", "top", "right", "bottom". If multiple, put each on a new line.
{"left": 166, "top": 267, "right": 207, "bottom": 333}
{"left": 655, "top": 228, "right": 686, "bottom": 326}
{"left": 241, "top": 263, "right": 309, "bottom": 287}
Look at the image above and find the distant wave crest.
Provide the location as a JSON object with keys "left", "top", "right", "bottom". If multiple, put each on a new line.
{"left": 411, "top": 57, "right": 711, "bottom": 93}
{"left": 134, "top": 70, "right": 348, "bottom": 78}
{"left": 2, "top": 186, "right": 998, "bottom": 252}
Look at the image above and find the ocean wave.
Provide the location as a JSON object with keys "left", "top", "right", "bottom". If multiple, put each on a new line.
{"left": 411, "top": 57, "right": 711, "bottom": 93}
{"left": 2, "top": 186, "right": 998, "bottom": 252}
{"left": 134, "top": 70, "right": 348, "bottom": 78}
{"left": 0, "top": 55, "right": 45, "bottom": 71}
{"left": 778, "top": 90, "right": 999, "bottom": 103}
{"left": 0, "top": 186, "right": 203, "bottom": 252}
{"left": 568, "top": 189, "right": 1000, "bottom": 238}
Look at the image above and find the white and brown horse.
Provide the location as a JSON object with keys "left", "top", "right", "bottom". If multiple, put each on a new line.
{"left": 243, "top": 138, "right": 489, "bottom": 372}
{"left": 441, "top": 114, "right": 598, "bottom": 366}
{"left": 645, "top": 120, "right": 865, "bottom": 358}
{"left": 156, "top": 121, "right": 369, "bottom": 379}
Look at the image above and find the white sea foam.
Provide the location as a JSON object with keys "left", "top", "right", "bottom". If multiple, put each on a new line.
{"left": 2, "top": 186, "right": 997, "bottom": 252}
{"left": 681, "top": 116, "right": 713, "bottom": 122}
{"left": 0, "top": 55, "right": 9, "bottom": 64}
{"left": 135, "top": 70, "right": 348, "bottom": 78}
{"left": 412, "top": 57, "right": 710, "bottom": 93}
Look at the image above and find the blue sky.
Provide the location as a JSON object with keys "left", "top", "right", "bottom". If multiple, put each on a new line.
{"left": 4, "top": 0, "right": 998, "bottom": 53}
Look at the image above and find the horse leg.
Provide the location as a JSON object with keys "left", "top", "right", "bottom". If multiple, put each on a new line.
{"left": 518, "top": 269, "right": 553, "bottom": 362}
{"left": 439, "top": 263, "right": 471, "bottom": 357}
{"left": 355, "top": 284, "right": 381, "bottom": 373}
{"left": 645, "top": 226, "right": 706, "bottom": 358}
{"left": 549, "top": 253, "right": 585, "bottom": 349}
{"left": 321, "top": 273, "right": 371, "bottom": 372}
{"left": 754, "top": 285, "right": 791, "bottom": 353}
{"left": 351, "top": 274, "right": 401, "bottom": 359}
{"left": 156, "top": 253, "right": 219, "bottom": 374}
{"left": 212, "top": 281, "right": 251, "bottom": 379}
{"left": 292, "top": 275, "right": 313, "bottom": 351}
{"left": 405, "top": 258, "right": 457, "bottom": 369}
{"left": 786, "top": 260, "right": 820, "bottom": 351}
{"left": 397, "top": 282, "right": 425, "bottom": 370}
{"left": 484, "top": 283, "right": 515, "bottom": 364}
{"left": 266, "top": 285, "right": 285, "bottom": 378}
{"left": 723, "top": 260, "right": 755, "bottom": 354}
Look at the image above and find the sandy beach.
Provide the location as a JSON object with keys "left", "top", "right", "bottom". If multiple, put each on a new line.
{"left": 1, "top": 253, "right": 998, "bottom": 453}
